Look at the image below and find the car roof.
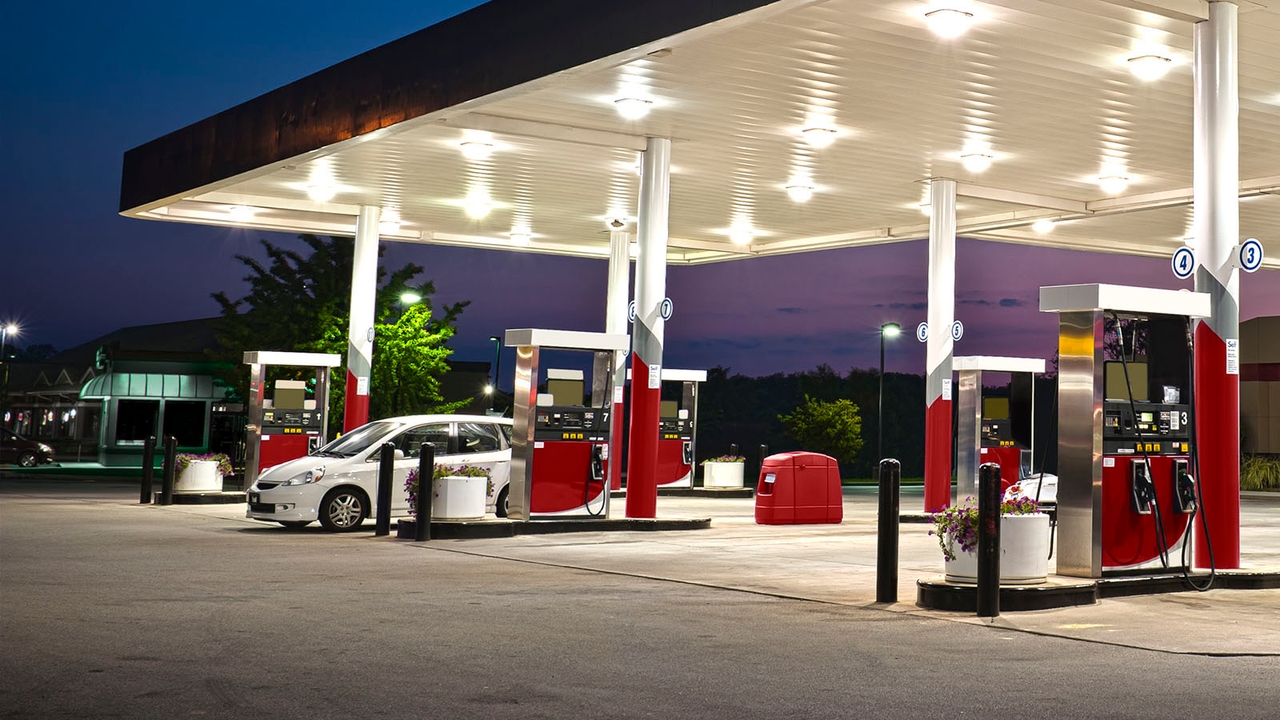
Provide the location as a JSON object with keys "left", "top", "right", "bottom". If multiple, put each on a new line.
{"left": 375, "top": 414, "right": 512, "bottom": 426}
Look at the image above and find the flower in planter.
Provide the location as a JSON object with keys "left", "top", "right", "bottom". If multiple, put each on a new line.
{"left": 929, "top": 485, "right": 1041, "bottom": 562}
{"left": 173, "top": 452, "right": 234, "bottom": 477}
{"left": 700, "top": 455, "right": 745, "bottom": 464}
{"left": 404, "top": 464, "right": 491, "bottom": 516}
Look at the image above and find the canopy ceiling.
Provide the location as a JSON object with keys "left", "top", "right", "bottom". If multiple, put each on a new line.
{"left": 120, "top": 0, "right": 1280, "bottom": 269}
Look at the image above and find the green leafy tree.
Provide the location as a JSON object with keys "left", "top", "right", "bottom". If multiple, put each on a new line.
{"left": 370, "top": 304, "right": 468, "bottom": 419}
{"left": 212, "top": 234, "right": 468, "bottom": 433}
{"left": 778, "top": 394, "right": 865, "bottom": 468}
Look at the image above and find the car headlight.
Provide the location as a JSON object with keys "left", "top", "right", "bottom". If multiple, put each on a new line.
{"left": 38, "top": 443, "right": 52, "bottom": 453}
{"left": 280, "top": 466, "right": 325, "bottom": 486}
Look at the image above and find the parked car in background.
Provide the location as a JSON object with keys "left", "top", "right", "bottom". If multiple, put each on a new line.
{"left": 246, "top": 415, "right": 512, "bottom": 531}
{"left": 0, "top": 428, "right": 56, "bottom": 467}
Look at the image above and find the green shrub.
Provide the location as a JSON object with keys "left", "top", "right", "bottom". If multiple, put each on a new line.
{"left": 1241, "top": 454, "right": 1280, "bottom": 491}
{"left": 778, "top": 395, "right": 863, "bottom": 467}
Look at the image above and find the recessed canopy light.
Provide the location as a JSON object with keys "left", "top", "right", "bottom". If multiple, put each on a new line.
{"left": 510, "top": 231, "right": 531, "bottom": 246}
{"left": 464, "top": 191, "right": 492, "bottom": 219}
{"left": 924, "top": 8, "right": 975, "bottom": 38}
{"left": 606, "top": 216, "right": 630, "bottom": 230}
{"left": 1032, "top": 219, "right": 1055, "bottom": 234}
{"left": 460, "top": 141, "right": 494, "bottom": 161}
{"left": 228, "top": 205, "right": 255, "bottom": 221}
{"left": 786, "top": 185, "right": 815, "bottom": 203}
{"left": 306, "top": 183, "right": 336, "bottom": 202}
{"left": 918, "top": 202, "right": 932, "bottom": 216}
{"left": 1127, "top": 54, "right": 1172, "bottom": 81}
{"left": 961, "top": 153, "right": 993, "bottom": 173}
{"left": 800, "top": 127, "right": 838, "bottom": 149}
{"left": 729, "top": 223, "right": 754, "bottom": 246}
{"left": 1098, "top": 175, "right": 1129, "bottom": 195}
{"left": 614, "top": 97, "right": 653, "bottom": 120}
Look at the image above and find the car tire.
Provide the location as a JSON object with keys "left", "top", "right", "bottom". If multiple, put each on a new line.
{"left": 279, "top": 521, "right": 311, "bottom": 530}
{"left": 18, "top": 452, "right": 37, "bottom": 468}
{"left": 495, "top": 486, "right": 509, "bottom": 518}
{"left": 318, "top": 488, "right": 368, "bottom": 532}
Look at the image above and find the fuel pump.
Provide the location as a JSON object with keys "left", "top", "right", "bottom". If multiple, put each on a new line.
{"left": 954, "top": 356, "right": 1045, "bottom": 500}
{"left": 505, "top": 329, "right": 629, "bottom": 521}
{"left": 1040, "top": 284, "right": 1210, "bottom": 577}
{"left": 626, "top": 368, "right": 707, "bottom": 489}
{"left": 242, "top": 351, "right": 341, "bottom": 488}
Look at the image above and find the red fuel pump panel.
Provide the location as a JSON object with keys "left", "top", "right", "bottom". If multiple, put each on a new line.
{"left": 1101, "top": 454, "right": 1192, "bottom": 570}
{"left": 979, "top": 445, "right": 1022, "bottom": 493}
{"left": 258, "top": 433, "right": 314, "bottom": 472}
{"left": 530, "top": 440, "right": 608, "bottom": 514}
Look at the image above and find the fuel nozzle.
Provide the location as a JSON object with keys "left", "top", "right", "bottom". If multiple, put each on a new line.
{"left": 1174, "top": 459, "right": 1196, "bottom": 514}
{"left": 1131, "top": 459, "right": 1155, "bottom": 515}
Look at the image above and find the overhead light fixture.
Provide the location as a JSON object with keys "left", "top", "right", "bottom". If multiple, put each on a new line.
{"left": 228, "top": 205, "right": 255, "bottom": 221}
{"left": 1098, "top": 175, "right": 1129, "bottom": 195}
{"left": 918, "top": 202, "right": 932, "bottom": 216}
{"left": 786, "top": 185, "right": 815, "bottom": 203}
{"left": 460, "top": 141, "right": 494, "bottom": 161}
{"left": 961, "top": 153, "right": 993, "bottom": 173}
{"left": 380, "top": 209, "right": 402, "bottom": 233}
{"left": 729, "top": 223, "right": 754, "bottom": 246}
{"left": 1032, "top": 219, "right": 1055, "bottom": 234}
{"left": 306, "top": 183, "right": 336, "bottom": 202}
{"left": 924, "top": 8, "right": 975, "bottom": 38}
{"left": 464, "top": 190, "right": 492, "bottom": 219}
{"left": 614, "top": 97, "right": 653, "bottom": 120}
{"left": 1127, "top": 53, "right": 1172, "bottom": 81}
{"left": 607, "top": 217, "right": 629, "bottom": 229}
{"left": 509, "top": 231, "right": 531, "bottom": 246}
{"left": 800, "top": 127, "right": 838, "bottom": 149}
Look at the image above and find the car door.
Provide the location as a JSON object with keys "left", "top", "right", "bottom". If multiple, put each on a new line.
{"left": 386, "top": 422, "right": 453, "bottom": 513}
{"left": 453, "top": 421, "right": 510, "bottom": 510}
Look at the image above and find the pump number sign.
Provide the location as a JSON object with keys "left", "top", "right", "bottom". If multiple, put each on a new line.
{"left": 916, "top": 322, "right": 929, "bottom": 343}
{"left": 1240, "top": 239, "right": 1264, "bottom": 273}
{"left": 1171, "top": 246, "right": 1196, "bottom": 280}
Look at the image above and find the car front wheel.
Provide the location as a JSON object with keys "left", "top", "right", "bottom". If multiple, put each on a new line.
{"left": 318, "top": 488, "right": 368, "bottom": 532}
{"left": 18, "top": 452, "right": 37, "bottom": 468}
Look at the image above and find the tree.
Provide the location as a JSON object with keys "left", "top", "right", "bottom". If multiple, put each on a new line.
{"left": 778, "top": 395, "right": 865, "bottom": 469}
{"left": 10, "top": 344, "right": 57, "bottom": 362}
{"left": 212, "top": 234, "right": 468, "bottom": 433}
{"left": 369, "top": 304, "right": 467, "bottom": 419}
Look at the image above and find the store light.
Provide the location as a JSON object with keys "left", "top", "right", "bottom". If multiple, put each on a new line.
{"left": 460, "top": 141, "right": 494, "bottom": 161}
{"left": 614, "top": 97, "right": 653, "bottom": 120}
{"left": 924, "top": 8, "right": 975, "bottom": 38}
{"left": 800, "top": 127, "right": 838, "bottom": 149}
{"left": 1127, "top": 54, "right": 1172, "bottom": 81}
{"left": 786, "top": 185, "right": 815, "bottom": 203}
{"left": 1032, "top": 219, "right": 1055, "bottom": 234}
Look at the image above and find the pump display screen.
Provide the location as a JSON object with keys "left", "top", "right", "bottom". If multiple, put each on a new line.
{"left": 1140, "top": 412, "right": 1154, "bottom": 424}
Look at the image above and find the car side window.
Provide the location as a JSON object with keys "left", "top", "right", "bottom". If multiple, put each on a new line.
{"left": 456, "top": 422, "right": 503, "bottom": 454}
{"left": 394, "top": 424, "right": 451, "bottom": 458}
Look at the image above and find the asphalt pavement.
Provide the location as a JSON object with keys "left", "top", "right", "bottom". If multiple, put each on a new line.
{"left": 2, "top": 477, "right": 1279, "bottom": 719}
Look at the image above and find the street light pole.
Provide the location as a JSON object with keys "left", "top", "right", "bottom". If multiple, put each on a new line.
{"left": 0, "top": 324, "right": 17, "bottom": 361}
{"left": 879, "top": 322, "right": 901, "bottom": 466}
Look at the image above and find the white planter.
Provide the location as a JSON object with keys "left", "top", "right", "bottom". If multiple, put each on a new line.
{"left": 175, "top": 460, "right": 223, "bottom": 494}
{"left": 703, "top": 461, "right": 745, "bottom": 488}
{"left": 431, "top": 475, "right": 487, "bottom": 520}
{"left": 943, "top": 513, "right": 1051, "bottom": 586}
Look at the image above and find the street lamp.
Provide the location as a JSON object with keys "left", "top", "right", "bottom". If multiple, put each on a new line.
{"left": 488, "top": 336, "right": 502, "bottom": 411}
{"left": 0, "top": 323, "right": 17, "bottom": 360}
{"left": 878, "top": 322, "right": 901, "bottom": 465}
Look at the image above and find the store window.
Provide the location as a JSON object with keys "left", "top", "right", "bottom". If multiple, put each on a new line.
{"left": 164, "top": 401, "right": 207, "bottom": 448}
{"left": 115, "top": 400, "right": 159, "bottom": 444}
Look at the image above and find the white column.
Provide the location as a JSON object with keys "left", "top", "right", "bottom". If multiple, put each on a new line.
{"left": 342, "top": 205, "right": 381, "bottom": 431}
{"left": 924, "top": 178, "right": 957, "bottom": 511}
{"left": 605, "top": 230, "right": 632, "bottom": 492}
{"left": 1192, "top": 1, "right": 1241, "bottom": 568}
{"left": 625, "top": 137, "right": 672, "bottom": 518}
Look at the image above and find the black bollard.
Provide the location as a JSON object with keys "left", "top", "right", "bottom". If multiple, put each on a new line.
{"left": 375, "top": 442, "right": 394, "bottom": 537}
{"left": 159, "top": 436, "right": 177, "bottom": 506}
{"left": 977, "top": 462, "right": 1002, "bottom": 618}
{"left": 758, "top": 444, "right": 769, "bottom": 479}
{"left": 729, "top": 443, "right": 739, "bottom": 457}
{"left": 414, "top": 443, "right": 435, "bottom": 541}
{"left": 139, "top": 436, "right": 156, "bottom": 504}
{"left": 876, "top": 458, "right": 901, "bottom": 604}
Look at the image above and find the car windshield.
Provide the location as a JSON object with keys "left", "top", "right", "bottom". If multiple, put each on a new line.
{"left": 313, "top": 420, "right": 404, "bottom": 457}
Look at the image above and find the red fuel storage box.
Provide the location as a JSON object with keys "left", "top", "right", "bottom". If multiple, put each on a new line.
{"left": 754, "top": 452, "right": 843, "bottom": 525}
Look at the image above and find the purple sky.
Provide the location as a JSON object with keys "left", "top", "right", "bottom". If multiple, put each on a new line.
{"left": 3, "top": 1, "right": 1278, "bottom": 380}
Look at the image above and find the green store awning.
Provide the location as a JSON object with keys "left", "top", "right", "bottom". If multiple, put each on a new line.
{"left": 80, "top": 372, "right": 229, "bottom": 401}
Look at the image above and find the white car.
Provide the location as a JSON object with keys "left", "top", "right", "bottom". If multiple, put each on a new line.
{"left": 247, "top": 415, "right": 512, "bottom": 531}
